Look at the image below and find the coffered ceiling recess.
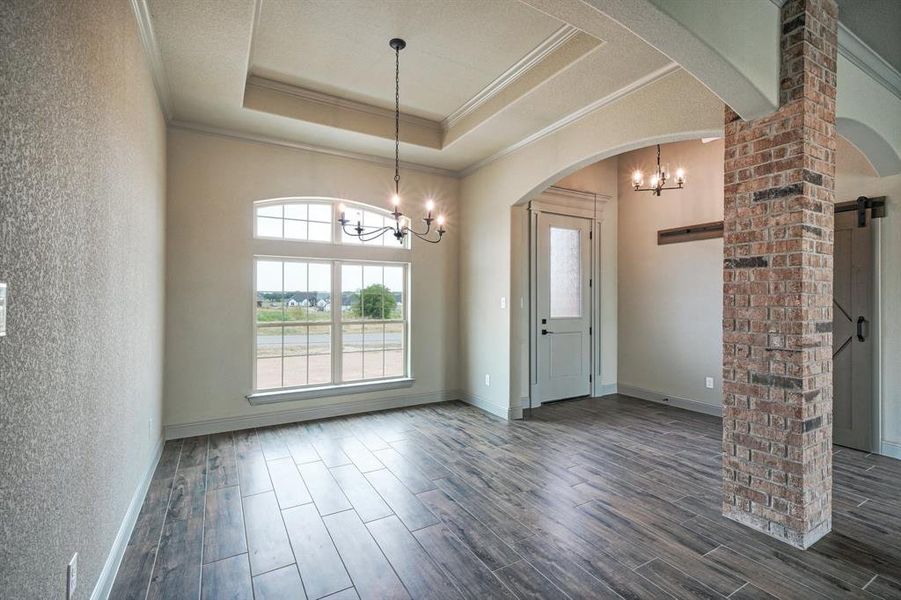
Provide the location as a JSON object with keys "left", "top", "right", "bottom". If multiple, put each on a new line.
{"left": 142, "top": 0, "right": 685, "bottom": 172}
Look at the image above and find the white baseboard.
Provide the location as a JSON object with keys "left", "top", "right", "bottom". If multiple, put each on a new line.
{"left": 91, "top": 435, "right": 164, "bottom": 600}
{"left": 881, "top": 440, "right": 901, "bottom": 460}
{"left": 617, "top": 384, "right": 722, "bottom": 417}
{"left": 165, "top": 390, "right": 460, "bottom": 439}
{"left": 596, "top": 383, "right": 618, "bottom": 397}
{"left": 460, "top": 392, "right": 516, "bottom": 420}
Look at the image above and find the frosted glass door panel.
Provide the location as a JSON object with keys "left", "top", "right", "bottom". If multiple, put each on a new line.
{"left": 549, "top": 227, "right": 582, "bottom": 318}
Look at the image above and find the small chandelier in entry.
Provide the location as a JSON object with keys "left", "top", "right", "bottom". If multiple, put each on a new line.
{"left": 339, "top": 38, "right": 446, "bottom": 245}
{"left": 631, "top": 144, "right": 686, "bottom": 196}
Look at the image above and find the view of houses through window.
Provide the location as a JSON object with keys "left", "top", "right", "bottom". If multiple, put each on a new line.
{"left": 253, "top": 199, "right": 409, "bottom": 393}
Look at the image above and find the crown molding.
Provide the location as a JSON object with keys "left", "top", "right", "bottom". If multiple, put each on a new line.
{"left": 545, "top": 185, "right": 612, "bottom": 203}
{"left": 837, "top": 23, "right": 901, "bottom": 101}
{"left": 168, "top": 119, "right": 459, "bottom": 178}
{"left": 531, "top": 186, "right": 612, "bottom": 219}
{"left": 129, "top": 0, "right": 172, "bottom": 120}
{"left": 246, "top": 75, "right": 443, "bottom": 132}
{"left": 442, "top": 24, "right": 582, "bottom": 130}
{"left": 459, "top": 61, "right": 680, "bottom": 177}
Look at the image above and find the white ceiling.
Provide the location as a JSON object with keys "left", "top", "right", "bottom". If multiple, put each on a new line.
{"left": 251, "top": 0, "right": 562, "bottom": 121}
{"left": 143, "top": 0, "right": 682, "bottom": 173}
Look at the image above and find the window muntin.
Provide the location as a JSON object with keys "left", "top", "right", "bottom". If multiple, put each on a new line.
{"left": 340, "top": 264, "right": 406, "bottom": 381}
{"left": 255, "top": 259, "right": 333, "bottom": 390}
{"left": 255, "top": 201, "right": 332, "bottom": 242}
{"left": 253, "top": 258, "right": 408, "bottom": 393}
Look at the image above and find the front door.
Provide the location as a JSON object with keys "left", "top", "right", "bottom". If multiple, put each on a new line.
{"left": 832, "top": 209, "right": 874, "bottom": 451}
{"left": 536, "top": 212, "right": 591, "bottom": 403}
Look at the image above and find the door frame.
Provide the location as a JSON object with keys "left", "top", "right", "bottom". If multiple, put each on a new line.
{"left": 870, "top": 212, "right": 883, "bottom": 455}
{"left": 527, "top": 187, "right": 611, "bottom": 411}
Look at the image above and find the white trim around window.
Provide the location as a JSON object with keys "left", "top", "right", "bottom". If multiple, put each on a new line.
{"left": 247, "top": 196, "right": 414, "bottom": 403}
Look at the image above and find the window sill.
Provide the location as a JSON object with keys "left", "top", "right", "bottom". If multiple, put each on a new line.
{"left": 246, "top": 378, "right": 415, "bottom": 405}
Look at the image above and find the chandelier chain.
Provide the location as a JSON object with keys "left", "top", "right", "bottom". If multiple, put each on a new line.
{"left": 394, "top": 44, "right": 400, "bottom": 193}
{"left": 337, "top": 38, "right": 445, "bottom": 245}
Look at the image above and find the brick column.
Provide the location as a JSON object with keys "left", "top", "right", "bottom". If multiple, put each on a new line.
{"left": 722, "top": 0, "right": 838, "bottom": 549}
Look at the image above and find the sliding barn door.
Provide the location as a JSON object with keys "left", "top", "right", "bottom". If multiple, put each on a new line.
{"left": 832, "top": 210, "right": 874, "bottom": 451}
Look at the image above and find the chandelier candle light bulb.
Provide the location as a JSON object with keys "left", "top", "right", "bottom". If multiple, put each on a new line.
{"left": 338, "top": 38, "right": 447, "bottom": 245}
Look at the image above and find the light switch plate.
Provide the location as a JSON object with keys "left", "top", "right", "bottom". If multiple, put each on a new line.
{"left": 0, "top": 283, "right": 6, "bottom": 337}
{"left": 67, "top": 552, "right": 77, "bottom": 599}
{"left": 705, "top": 377, "right": 714, "bottom": 389}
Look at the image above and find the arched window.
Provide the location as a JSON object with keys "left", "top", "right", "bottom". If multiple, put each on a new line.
{"left": 250, "top": 197, "right": 412, "bottom": 402}
{"left": 254, "top": 197, "right": 411, "bottom": 248}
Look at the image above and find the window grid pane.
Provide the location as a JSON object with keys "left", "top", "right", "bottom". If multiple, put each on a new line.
{"left": 255, "top": 202, "right": 333, "bottom": 242}
{"left": 255, "top": 200, "right": 410, "bottom": 247}
{"left": 338, "top": 262, "right": 406, "bottom": 385}
{"left": 255, "top": 259, "right": 335, "bottom": 392}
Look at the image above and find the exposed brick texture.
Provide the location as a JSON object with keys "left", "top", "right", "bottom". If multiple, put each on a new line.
{"left": 722, "top": 0, "right": 838, "bottom": 549}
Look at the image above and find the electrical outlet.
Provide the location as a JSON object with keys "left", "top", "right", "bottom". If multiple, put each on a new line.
{"left": 485, "top": 374, "right": 490, "bottom": 387}
{"left": 500, "top": 297, "right": 506, "bottom": 309}
{"left": 67, "top": 553, "right": 77, "bottom": 599}
{"left": 705, "top": 377, "right": 714, "bottom": 389}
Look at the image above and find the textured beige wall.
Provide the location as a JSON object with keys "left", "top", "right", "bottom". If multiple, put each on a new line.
{"left": 459, "top": 69, "right": 723, "bottom": 416}
{"left": 509, "top": 159, "right": 619, "bottom": 414}
{"left": 554, "top": 159, "right": 619, "bottom": 391}
{"left": 615, "top": 136, "right": 901, "bottom": 454}
{"left": 0, "top": 1, "right": 166, "bottom": 598}
{"left": 617, "top": 139, "right": 725, "bottom": 408}
{"left": 164, "top": 128, "right": 460, "bottom": 428}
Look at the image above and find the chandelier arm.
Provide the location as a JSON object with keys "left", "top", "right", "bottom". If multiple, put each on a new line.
{"left": 339, "top": 223, "right": 395, "bottom": 241}
{"left": 407, "top": 229, "right": 444, "bottom": 244}
{"left": 359, "top": 228, "right": 397, "bottom": 242}
{"left": 339, "top": 222, "right": 386, "bottom": 236}
{"left": 401, "top": 220, "right": 432, "bottom": 237}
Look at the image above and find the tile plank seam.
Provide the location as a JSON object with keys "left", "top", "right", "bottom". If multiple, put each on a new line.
{"left": 110, "top": 399, "right": 901, "bottom": 600}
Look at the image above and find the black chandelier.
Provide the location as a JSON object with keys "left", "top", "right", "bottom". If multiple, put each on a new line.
{"left": 339, "top": 38, "right": 446, "bottom": 245}
{"left": 631, "top": 144, "right": 686, "bottom": 196}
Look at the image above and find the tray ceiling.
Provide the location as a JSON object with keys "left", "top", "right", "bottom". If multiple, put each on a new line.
{"left": 143, "top": 0, "right": 686, "bottom": 173}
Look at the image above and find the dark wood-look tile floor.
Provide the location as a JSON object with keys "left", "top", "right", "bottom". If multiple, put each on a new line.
{"left": 110, "top": 395, "right": 901, "bottom": 599}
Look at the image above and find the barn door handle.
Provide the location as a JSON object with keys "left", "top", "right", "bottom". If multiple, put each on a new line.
{"left": 857, "top": 316, "right": 868, "bottom": 342}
